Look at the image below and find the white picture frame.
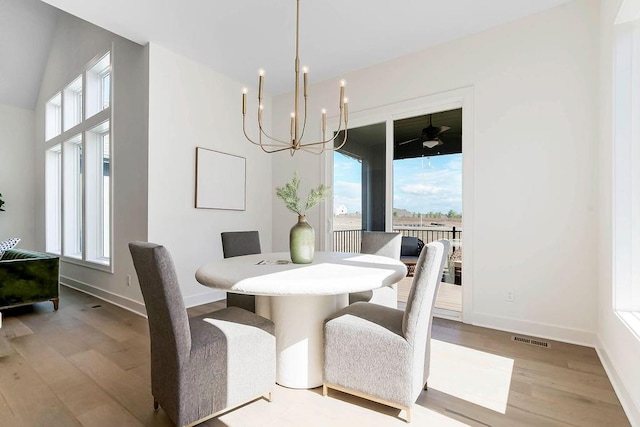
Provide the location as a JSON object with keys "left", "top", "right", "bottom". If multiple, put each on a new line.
{"left": 195, "top": 147, "right": 246, "bottom": 210}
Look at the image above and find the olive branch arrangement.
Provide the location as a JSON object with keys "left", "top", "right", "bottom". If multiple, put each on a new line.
{"left": 276, "top": 173, "right": 330, "bottom": 216}
{"left": 0, "top": 193, "right": 5, "bottom": 212}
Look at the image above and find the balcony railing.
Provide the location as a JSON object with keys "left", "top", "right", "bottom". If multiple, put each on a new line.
{"left": 332, "top": 229, "right": 364, "bottom": 253}
{"left": 332, "top": 227, "right": 462, "bottom": 253}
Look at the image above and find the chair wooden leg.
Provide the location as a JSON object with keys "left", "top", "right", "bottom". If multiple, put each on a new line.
{"left": 423, "top": 381, "right": 428, "bottom": 391}
{"left": 51, "top": 297, "right": 59, "bottom": 311}
{"left": 405, "top": 407, "right": 411, "bottom": 423}
{"left": 153, "top": 397, "right": 159, "bottom": 411}
{"left": 322, "top": 384, "right": 328, "bottom": 397}
{"left": 264, "top": 391, "right": 272, "bottom": 402}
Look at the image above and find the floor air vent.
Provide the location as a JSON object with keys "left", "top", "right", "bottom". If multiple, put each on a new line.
{"left": 511, "top": 335, "right": 549, "bottom": 348}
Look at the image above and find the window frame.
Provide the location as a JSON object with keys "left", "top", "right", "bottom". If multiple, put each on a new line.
{"left": 613, "top": 20, "right": 640, "bottom": 336}
{"left": 45, "top": 144, "right": 62, "bottom": 254}
{"left": 85, "top": 121, "right": 111, "bottom": 265}
{"left": 44, "top": 50, "right": 113, "bottom": 272}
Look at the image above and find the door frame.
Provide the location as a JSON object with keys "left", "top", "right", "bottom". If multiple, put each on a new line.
{"left": 321, "top": 86, "right": 475, "bottom": 323}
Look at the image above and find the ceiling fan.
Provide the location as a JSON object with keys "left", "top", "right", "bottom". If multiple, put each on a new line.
{"left": 398, "top": 114, "right": 451, "bottom": 149}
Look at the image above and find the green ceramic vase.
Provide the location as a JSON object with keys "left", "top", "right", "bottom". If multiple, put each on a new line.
{"left": 290, "top": 215, "right": 314, "bottom": 264}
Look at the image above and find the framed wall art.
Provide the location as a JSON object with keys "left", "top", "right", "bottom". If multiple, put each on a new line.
{"left": 195, "top": 147, "right": 246, "bottom": 210}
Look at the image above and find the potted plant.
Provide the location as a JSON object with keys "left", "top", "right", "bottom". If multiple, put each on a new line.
{"left": 276, "top": 173, "right": 330, "bottom": 264}
{"left": 0, "top": 193, "right": 5, "bottom": 212}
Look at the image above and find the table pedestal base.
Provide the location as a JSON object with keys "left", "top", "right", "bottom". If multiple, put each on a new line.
{"left": 255, "top": 294, "right": 348, "bottom": 389}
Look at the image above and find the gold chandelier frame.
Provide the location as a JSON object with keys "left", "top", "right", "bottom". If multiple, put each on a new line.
{"left": 242, "top": 0, "right": 348, "bottom": 155}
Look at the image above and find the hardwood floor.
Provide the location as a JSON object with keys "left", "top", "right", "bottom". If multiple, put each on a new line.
{"left": 398, "top": 277, "right": 463, "bottom": 312}
{"left": 0, "top": 286, "right": 630, "bottom": 426}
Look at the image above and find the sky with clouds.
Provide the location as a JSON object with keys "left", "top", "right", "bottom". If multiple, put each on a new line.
{"left": 333, "top": 152, "right": 462, "bottom": 215}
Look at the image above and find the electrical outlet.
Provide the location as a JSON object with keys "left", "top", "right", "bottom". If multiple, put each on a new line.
{"left": 127, "top": 275, "right": 131, "bottom": 286}
{"left": 506, "top": 291, "right": 514, "bottom": 302}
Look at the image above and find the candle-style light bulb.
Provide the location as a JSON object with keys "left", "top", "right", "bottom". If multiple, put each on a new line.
{"left": 303, "top": 66, "right": 309, "bottom": 97}
{"left": 290, "top": 112, "right": 295, "bottom": 138}
{"left": 258, "top": 69, "right": 265, "bottom": 101}
{"left": 339, "top": 80, "right": 345, "bottom": 108}
{"left": 344, "top": 101, "right": 349, "bottom": 123}
{"left": 242, "top": 88, "right": 247, "bottom": 114}
{"left": 321, "top": 109, "right": 327, "bottom": 132}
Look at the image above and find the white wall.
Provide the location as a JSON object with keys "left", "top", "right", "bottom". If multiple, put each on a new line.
{"left": 34, "top": 12, "right": 149, "bottom": 313}
{"left": 272, "top": 0, "right": 599, "bottom": 344}
{"left": 0, "top": 104, "right": 35, "bottom": 248}
{"left": 147, "top": 44, "right": 273, "bottom": 306}
{"left": 597, "top": 0, "right": 640, "bottom": 424}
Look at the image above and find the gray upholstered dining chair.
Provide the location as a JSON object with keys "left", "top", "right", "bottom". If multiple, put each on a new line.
{"left": 323, "top": 239, "right": 450, "bottom": 423}
{"left": 129, "top": 241, "right": 275, "bottom": 427}
{"left": 221, "top": 231, "right": 261, "bottom": 312}
{"left": 349, "top": 231, "right": 402, "bottom": 307}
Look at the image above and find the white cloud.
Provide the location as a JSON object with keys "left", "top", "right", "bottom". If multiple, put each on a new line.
{"left": 332, "top": 153, "right": 462, "bottom": 216}
{"left": 402, "top": 183, "right": 445, "bottom": 197}
{"left": 394, "top": 154, "right": 462, "bottom": 213}
{"left": 333, "top": 180, "right": 361, "bottom": 213}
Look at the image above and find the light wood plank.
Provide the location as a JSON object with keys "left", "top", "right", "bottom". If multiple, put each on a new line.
{"left": 93, "top": 335, "right": 150, "bottom": 371}
{"left": 10, "top": 333, "right": 120, "bottom": 418}
{"left": 76, "top": 402, "right": 145, "bottom": 427}
{"left": 65, "top": 304, "right": 143, "bottom": 343}
{"left": 0, "top": 316, "right": 33, "bottom": 339}
{"left": 0, "top": 286, "right": 629, "bottom": 426}
{"left": 69, "top": 349, "right": 173, "bottom": 426}
{"left": 0, "top": 352, "right": 81, "bottom": 426}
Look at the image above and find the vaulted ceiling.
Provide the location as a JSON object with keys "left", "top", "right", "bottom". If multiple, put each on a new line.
{"left": 2, "top": 0, "right": 572, "bottom": 109}
{"left": 0, "top": 0, "right": 58, "bottom": 109}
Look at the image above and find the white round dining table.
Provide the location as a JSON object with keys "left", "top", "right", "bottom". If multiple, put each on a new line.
{"left": 195, "top": 251, "right": 407, "bottom": 389}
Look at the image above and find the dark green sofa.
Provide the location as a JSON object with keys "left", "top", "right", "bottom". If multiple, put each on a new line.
{"left": 0, "top": 249, "right": 60, "bottom": 311}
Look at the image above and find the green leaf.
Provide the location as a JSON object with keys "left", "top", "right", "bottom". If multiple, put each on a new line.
{"left": 275, "top": 173, "right": 330, "bottom": 216}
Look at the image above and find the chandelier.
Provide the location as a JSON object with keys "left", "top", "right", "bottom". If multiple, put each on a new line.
{"left": 241, "top": 0, "right": 348, "bottom": 155}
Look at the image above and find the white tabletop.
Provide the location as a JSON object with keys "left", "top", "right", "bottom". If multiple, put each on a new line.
{"left": 195, "top": 251, "right": 407, "bottom": 296}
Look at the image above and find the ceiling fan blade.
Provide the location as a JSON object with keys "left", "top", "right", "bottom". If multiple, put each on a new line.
{"left": 435, "top": 125, "right": 451, "bottom": 136}
{"left": 398, "top": 137, "right": 422, "bottom": 146}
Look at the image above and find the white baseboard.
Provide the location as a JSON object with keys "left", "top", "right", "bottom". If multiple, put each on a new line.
{"left": 595, "top": 337, "right": 640, "bottom": 427}
{"left": 471, "top": 311, "right": 596, "bottom": 347}
{"left": 183, "top": 289, "right": 225, "bottom": 308}
{"left": 60, "top": 275, "right": 147, "bottom": 317}
{"left": 61, "top": 276, "right": 225, "bottom": 316}
{"left": 434, "top": 307, "right": 463, "bottom": 322}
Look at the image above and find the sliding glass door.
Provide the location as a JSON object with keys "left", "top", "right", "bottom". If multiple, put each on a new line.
{"left": 328, "top": 108, "right": 464, "bottom": 318}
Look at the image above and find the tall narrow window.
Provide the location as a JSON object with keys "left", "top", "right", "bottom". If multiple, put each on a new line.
{"left": 87, "top": 52, "right": 110, "bottom": 118}
{"left": 45, "top": 92, "right": 62, "bottom": 140}
{"left": 85, "top": 121, "right": 110, "bottom": 264}
{"left": 44, "top": 51, "right": 112, "bottom": 269}
{"left": 63, "top": 135, "right": 83, "bottom": 259}
{"left": 45, "top": 145, "right": 62, "bottom": 254}
{"left": 613, "top": 16, "right": 640, "bottom": 331}
{"left": 101, "top": 71, "right": 111, "bottom": 110}
{"left": 63, "top": 76, "right": 83, "bottom": 131}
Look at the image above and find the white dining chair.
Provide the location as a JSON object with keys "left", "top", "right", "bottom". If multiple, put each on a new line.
{"left": 323, "top": 240, "right": 450, "bottom": 423}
